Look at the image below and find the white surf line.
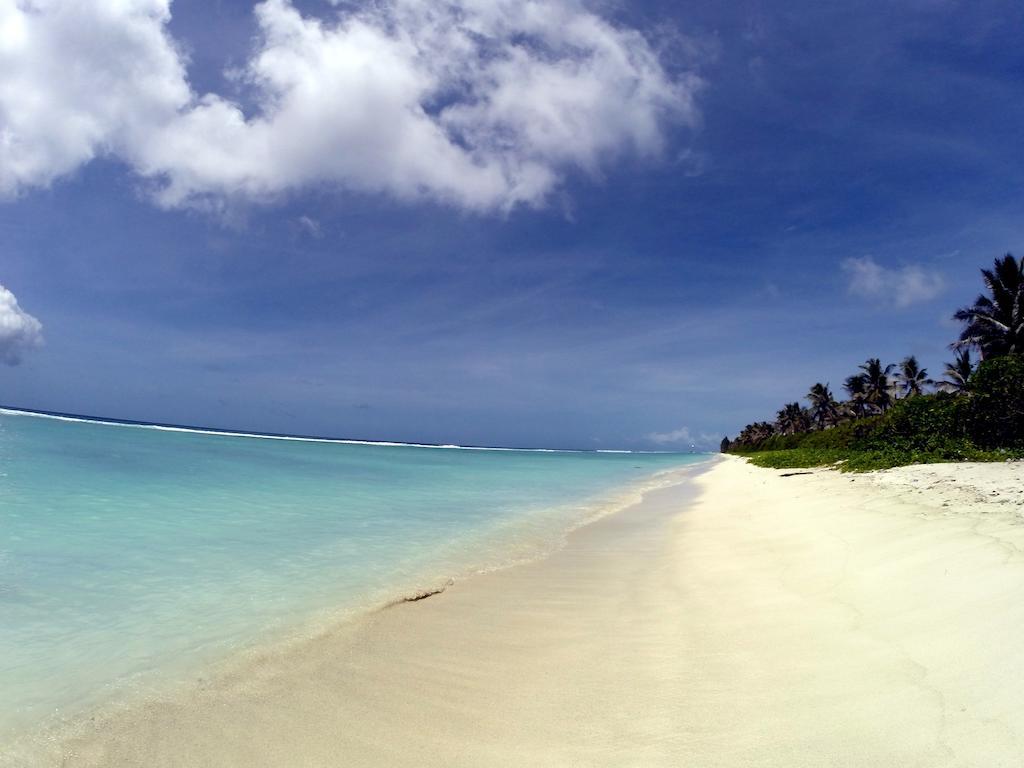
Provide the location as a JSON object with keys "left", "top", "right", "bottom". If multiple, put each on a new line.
{"left": 0, "top": 407, "right": 679, "bottom": 455}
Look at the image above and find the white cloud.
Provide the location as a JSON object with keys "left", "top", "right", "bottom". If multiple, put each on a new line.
{"left": 295, "top": 215, "right": 322, "bottom": 239}
{"left": 647, "top": 425, "right": 693, "bottom": 445}
{"left": 0, "top": 0, "right": 189, "bottom": 197}
{"left": 647, "top": 425, "right": 723, "bottom": 449}
{"left": 0, "top": 283, "right": 43, "bottom": 365}
{"left": 0, "top": 0, "right": 701, "bottom": 212}
{"left": 841, "top": 255, "right": 945, "bottom": 308}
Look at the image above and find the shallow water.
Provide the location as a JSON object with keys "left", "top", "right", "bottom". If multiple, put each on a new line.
{"left": 0, "top": 410, "right": 704, "bottom": 744}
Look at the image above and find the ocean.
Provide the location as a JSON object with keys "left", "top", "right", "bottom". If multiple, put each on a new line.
{"left": 0, "top": 409, "right": 705, "bottom": 752}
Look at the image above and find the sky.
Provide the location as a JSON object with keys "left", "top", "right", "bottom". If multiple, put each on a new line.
{"left": 1, "top": 0, "right": 1023, "bottom": 450}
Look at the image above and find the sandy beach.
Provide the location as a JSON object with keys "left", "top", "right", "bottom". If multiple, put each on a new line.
{"left": 49, "top": 456, "right": 1024, "bottom": 767}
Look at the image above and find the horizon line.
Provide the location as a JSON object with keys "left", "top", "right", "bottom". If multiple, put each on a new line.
{"left": 0, "top": 405, "right": 704, "bottom": 456}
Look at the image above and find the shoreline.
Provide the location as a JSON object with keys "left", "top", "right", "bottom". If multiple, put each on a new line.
{"left": 20, "top": 455, "right": 1024, "bottom": 766}
{"left": 46, "top": 465, "right": 712, "bottom": 767}
{"left": 1, "top": 460, "right": 709, "bottom": 767}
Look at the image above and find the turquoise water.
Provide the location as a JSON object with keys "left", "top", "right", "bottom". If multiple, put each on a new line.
{"left": 0, "top": 410, "right": 704, "bottom": 745}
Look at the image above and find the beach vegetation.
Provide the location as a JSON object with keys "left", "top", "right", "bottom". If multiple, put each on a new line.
{"left": 939, "top": 350, "right": 974, "bottom": 394}
{"left": 895, "top": 356, "right": 932, "bottom": 398}
{"left": 842, "top": 373, "right": 870, "bottom": 418}
{"left": 965, "top": 353, "right": 1024, "bottom": 450}
{"left": 776, "top": 402, "right": 811, "bottom": 435}
{"left": 806, "top": 383, "right": 840, "bottom": 428}
{"left": 953, "top": 253, "right": 1024, "bottom": 358}
{"left": 857, "top": 358, "right": 896, "bottom": 413}
{"left": 727, "top": 253, "right": 1024, "bottom": 471}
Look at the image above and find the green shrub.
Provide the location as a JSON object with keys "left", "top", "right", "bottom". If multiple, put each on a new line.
{"left": 967, "top": 354, "right": 1024, "bottom": 449}
{"left": 801, "top": 415, "right": 882, "bottom": 450}
{"left": 742, "top": 448, "right": 846, "bottom": 469}
{"left": 856, "top": 392, "right": 973, "bottom": 458}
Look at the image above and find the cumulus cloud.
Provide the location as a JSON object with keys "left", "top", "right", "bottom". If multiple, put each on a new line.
{"left": 0, "top": 0, "right": 189, "bottom": 196}
{"left": 0, "top": 283, "right": 43, "bottom": 365}
{"left": 0, "top": 0, "right": 701, "bottom": 212}
{"left": 841, "top": 255, "right": 945, "bottom": 308}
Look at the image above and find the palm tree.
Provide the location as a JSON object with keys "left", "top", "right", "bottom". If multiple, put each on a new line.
{"left": 752, "top": 421, "right": 777, "bottom": 443}
{"left": 953, "top": 253, "right": 1024, "bottom": 358}
{"left": 843, "top": 373, "right": 869, "bottom": 418}
{"left": 776, "top": 402, "right": 810, "bottom": 435}
{"left": 736, "top": 421, "right": 777, "bottom": 447}
{"left": 895, "top": 355, "right": 933, "bottom": 397}
{"left": 857, "top": 358, "right": 895, "bottom": 413}
{"left": 939, "top": 349, "right": 974, "bottom": 393}
{"left": 775, "top": 405, "right": 794, "bottom": 434}
{"left": 806, "top": 383, "right": 839, "bottom": 429}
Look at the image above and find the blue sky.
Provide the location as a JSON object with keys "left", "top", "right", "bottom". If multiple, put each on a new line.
{"left": 1, "top": 0, "right": 1022, "bottom": 449}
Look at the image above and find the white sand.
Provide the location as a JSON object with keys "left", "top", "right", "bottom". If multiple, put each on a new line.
{"left": 46, "top": 457, "right": 1024, "bottom": 766}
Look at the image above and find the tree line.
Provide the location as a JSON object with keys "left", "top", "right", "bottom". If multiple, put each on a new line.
{"left": 724, "top": 253, "right": 1024, "bottom": 456}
